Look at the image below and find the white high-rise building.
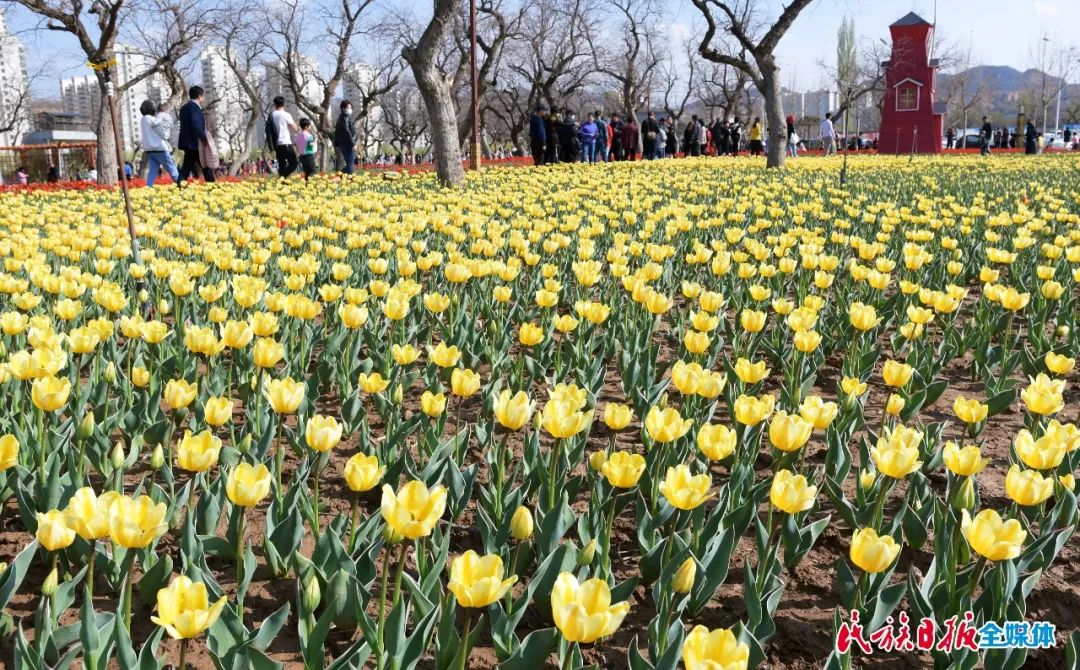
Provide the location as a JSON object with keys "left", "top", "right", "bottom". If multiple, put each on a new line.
{"left": 263, "top": 55, "right": 321, "bottom": 117}
{"left": 0, "top": 12, "right": 31, "bottom": 146}
{"left": 201, "top": 46, "right": 248, "bottom": 156}
{"left": 60, "top": 47, "right": 159, "bottom": 154}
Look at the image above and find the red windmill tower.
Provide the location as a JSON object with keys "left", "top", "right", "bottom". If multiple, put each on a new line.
{"left": 878, "top": 12, "right": 946, "bottom": 154}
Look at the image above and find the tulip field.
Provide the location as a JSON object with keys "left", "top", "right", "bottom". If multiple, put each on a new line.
{"left": 2, "top": 154, "right": 1080, "bottom": 670}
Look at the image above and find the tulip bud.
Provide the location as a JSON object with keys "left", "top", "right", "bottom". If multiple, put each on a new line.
{"left": 42, "top": 567, "right": 59, "bottom": 597}
{"left": 383, "top": 525, "right": 403, "bottom": 544}
{"left": 104, "top": 362, "right": 117, "bottom": 384}
{"left": 673, "top": 557, "right": 696, "bottom": 593}
{"left": 147, "top": 445, "right": 163, "bottom": 471}
{"left": 532, "top": 411, "right": 542, "bottom": 431}
{"left": 859, "top": 468, "right": 876, "bottom": 491}
{"left": 510, "top": 506, "right": 534, "bottom": 541}
{"left": 302, "top": 572, "right": 321, "bottom": 612}
{"left": 157, "top": 299, "right": 171, "bottom": 316}
{"left": 76, "top": 413, "right": 95, "bottom": 440}
{"left": 658, "top": 392, "right": 669, "bottom": 410}
{"left": 589, "top": 451, "right": 607, "bottom": 471}
{"left": 954, "top": 476, "right": 976, "bottom": 511}
{"left": 576, "top": 539, "right": 597, "bottom": 566}
{"left": 111, "top": 442, "right": 126, "bottom": 470}
{"left": 237, "top": 433, "right": 252, "bottom": 454}
{"left": 392, "top": 384, "right": 403, "bottom": 406}
{"left": 885, "top": 393, "right": 905, "bottom": 416}
{"left": 0, "top": 562, "right": 7, "bottom": 574}
{"left": 1059, "top": 474, "right": 1075, "bottom": 492}
{"left": 1057, "top": 326, "right": 1070, "bottom": 339}
{"left": 138, "top": 289, "right": 149, "bottom": 303}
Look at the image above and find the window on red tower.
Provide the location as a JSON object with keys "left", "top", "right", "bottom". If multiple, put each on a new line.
{"left": 897, "top": 84, "right": 919, "bottom": 111}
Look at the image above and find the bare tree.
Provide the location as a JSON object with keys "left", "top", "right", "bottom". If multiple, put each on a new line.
{"left": 402, "top": 0, "right": 463, "bottom": 185}
{"left": 381, "top": 75, "right": 428, "bottom": 159}
{"left": 940, "top": 41, "right": 989, "bottom": 147}
{"left": 1026, "top": 38, "right": 1077, "bottom": 137}
{"left": 0, "top": 63, "right": 42, "bottom": 143}
{"left": 661, "top": 34, "right": 701, "bottom": 124}
{"left": 690, "top": 0, "right": 813, "bottom": 168}
{"left": 698, "top": 58, "right": 750, "bottom": 122}
{"left": 342, "top": 47, "right": 404, "bottom": 159}
{"left": 210, "top": 0, "right": 266, "bottom": 174}
{"left": 587, "top": 0, "right": 664, "bottom": 121}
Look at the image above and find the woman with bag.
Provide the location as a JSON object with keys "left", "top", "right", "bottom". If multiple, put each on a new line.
{"left": 786, "top": 115, "right": 799, "bottom": 158}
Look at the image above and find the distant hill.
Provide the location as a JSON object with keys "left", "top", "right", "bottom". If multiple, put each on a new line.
{"left": 936, "top": 65, "right": 1076, "bottom": 127}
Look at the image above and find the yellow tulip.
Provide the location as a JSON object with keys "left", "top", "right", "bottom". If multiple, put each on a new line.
{"left": 684, "top": 330, "right": 710, "bottom": 354}
{"left": 391, "top": 343, "right": 420, "bottom": 365}
{"left": 733, "top": 393, "right": 775, "bottom": 426}
{"left": 265, "top": 377, "right": 304, "bottom": 413}
{"left": 305, "top": 414, "right": 344, "bottom": 452}
{"left": 494, "top": 390, "right": 534, "bottom": 430}
{"left": 793, "top": 329, "right": 821, "bottom": 353}
{"left": 151, "top": 575, "right": 227, "bottom": 639}
{"left": 36, "top": 510, "right": 76, "bottom": 551}
{"left": 600, "top": 451, "right": 646, "bottom": 489}
{"left": 358, "top": 371, "right": 390, "bottom": 395}
{"left": 252, "top": 337, "right": 285, "bottom": 369}
{"left": 961, "top": 509, "right": 1026, "bottom": 561}
{"left": 0, "top": 434, "right": 19, "bottom": 470}
{"left": 131, "top": 367, "right": 150, "bottom": 388}
{"left": 448, "top": 550, "right": 517, "bottom": 608}
{"left": 64, "top": 487, "right": 120, "bottom": 540}
{"left": 882, "top": 359, "right": 914, "bottom": 388}
{"left": 226, "top": 463, "right": 272, "bottom": 507}
{"left": 541, "top": 399, "right": 590, "bottom": 439}
{"left": 770, "top": 469, "right": 817, "bottom": 514}
{"left": 942, "top": 441, "right": 989, "bottom": 477}
{"left": 221, "top": 320, "right": 253, "bottom": 349}
{"left": 510, "top": 506, "right": 534, "bottom": 540}
{"left": 420, "top": 390, "right": 447, "bottom": 417}
{"left": 885, "top": 393, "right": 906, "bottom": 416}
{"left": 848, "top": 302, "right": 880, "bottom": 331}
{"left": 344, "top": 453, "right": 385, "bottom": 492}
{"left": 450, "top": 368, "right": 481, "bottom": 397}
{"left": 681, "top": 625, "right": 749, "bottom": 670}
{"left": 696, "top": 423, "right": 736, "bottom": 461}
{"left": 870, "top": 425, "right": 923, "bottom": 478}
{"left": 1013, "top": 429, "right": 1068, "bottom": 471}
{"left": 799, "top": 395, "right": 838, "bottom": 430}
{"left": 518, "top": 322, "right": 544, "bottom": 347}
{"left": 952, "top": 395, "right": 988, "bottom": 424}
{"left": 1020, "top": 374, "right": 1065, "bottom": 416}
{"left": 644, "top": 406, "right": 693, "bottom": 443}
{"left": 163, "top": 379, "right": 197, "bottom": 411}
{"left": 841, "top": 376, "right": 867, "bottom": 399}
{"left": 203, "top": 396, "right": 233, "bottom": 427}
{"left": 672, "top": 557, "right": 696, "bottom": 593}
{"left": 177, "top": 430, "right": 222, "bottom": 472}
{"left": 1045, "top": 352, "right": 1075, "bottom": 376}
{"left": 734, "top": 358, "right": 769, "bottom": 384}
{"left": 1004, "top": 464, "right": 1054, "bottom": 506}
{"left": 739, "top": 309, "right": 766, "bottom": 333}
{"left": 109, "top": 494, "right": 168, "bottom": 548}
{"left": 550, "top": 572, "right": 630, "bottom": 643}
{"left": 32, "top": 375, "right": 71, "bottom": 412}
{"left": 381, "top": 480, "right": 446, "bottom": 539}
{"left": 658, "top": 464, "right": 712, "bottom": 510}
{"left": 339, "top": 304, "right": 369, "bottom": 329}
{"left": 768, "top": 411, "right": 813, "bottom": 453}
{"left": 603, "top": 403, "right": 633, "bottom": 431}
{"left": 427, "top": 342, "right": 461, "bottom": 368}
{"left": 849, "top": 527, "right": 901, "bottom": 573}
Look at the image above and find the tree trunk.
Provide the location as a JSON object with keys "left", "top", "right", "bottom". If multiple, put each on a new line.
{"left": 229, "top": 111, "right": 261, "bottom": 177}
{"left": 411, "top": 65, "right": 464, "bottom": 185}
{"left": 94, "top": 74, "right": 120, "bottom": 186}
{"left": 759, "top": 64, "right": 786, "bottom": 169}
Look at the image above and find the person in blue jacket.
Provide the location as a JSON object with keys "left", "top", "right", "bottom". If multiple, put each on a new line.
{"left": 578, "top": 113, "right": 598, "bottom": 163}
{"left": 177, "top": 86, "right": 215, "bottom": 185}
{"left": 529, "top": 105, "right": 548, "bottom": 166}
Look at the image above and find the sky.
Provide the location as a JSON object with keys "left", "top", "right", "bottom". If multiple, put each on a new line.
{"left": 3, "top": 0, "right": 1076, "bottom": 100}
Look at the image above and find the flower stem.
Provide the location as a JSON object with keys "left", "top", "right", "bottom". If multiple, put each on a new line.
{"left": 457, "top": 611, "right": 473, "bottom": 670}
{"left": 312, "top": 456, "right": 323, "bottom": 540}
{"left": 347, "top": 494, "right": 360, "bottom": 553}
{"left": 376, "top": 544, "right": 392, "bottom": 670}
{"left": 178, "top": 637, "right": 188, "bottom": 670}
{"left": 236, "top": 510, "right": 246, "bottom": 625}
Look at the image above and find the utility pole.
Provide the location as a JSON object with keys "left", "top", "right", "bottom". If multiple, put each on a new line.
{"left": 1040, "top": 36, "right": 1050, "bottom": 140}
{"left": 469, "top": 0, "right": 481, "bottom": 171}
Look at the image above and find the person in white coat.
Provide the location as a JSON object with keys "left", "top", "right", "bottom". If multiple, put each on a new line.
{"left": 139, "top": 100, "right": 179, "bottom": 187}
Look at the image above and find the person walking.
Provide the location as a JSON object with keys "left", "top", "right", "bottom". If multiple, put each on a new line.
{"left": 946, "top": 127, "right": 955, "bottom": 149}
{"left": 621, "top": 115, "right": 639, "bottom": 160}
{"left": 786, "top": 114, "right": 799, "bottom": 158}
{"left": 594, "top": 111, "right": 609, "bottom": 162}
{"left": 641, "top": 111, "right": 660, "bottom": 159}
{"left": 665, "top": 117, "right": 679, "bottom": 157}
{"left": 820, "top": 112, "right": 837, "bottom": 156}
{"left": 578, "top": 113, "right": 598, "bottom": 163}
{"left": 728, "top": 118, "right": 742, "bottom": 155}
{"left": 1025, "top": 120, "right": 1038, "bottom": 154}
{"left": 608, "top": 113, "right": 624, "bottom": 161}
{"left": 694, "top": 116, "right": 708, "bottom": 156}
{"left": 557, "top": 111, "right": 579, "bottom": 163}
{"left": 979, "top": 116, "right": 993, "bottom": 156}
{"left": 295, "top": 118, "right": 318, "bottom": 179}
{"left": 545, "top": 110, "right": 560, "bottom": 163}
{"left": 140, "top": 99, "right": 179, "bottom": 187}
{"left": 655, "top": 120, "right": 667, "bottom": 158}
{"left": 177, "top": 86, "right": 216, "bottom": 185}
{"left": 266, "top": 96, "right": 299, "bottom": 178}
{"left": 684, "top": 116, "right": 699, "bottom": 156}
{"left": 334, "top": 100, "right": 357, "bottom": 174}
{"left": 529, "top": 105, "right": 548, "bottom": 166}
{"left": 748, "top": 117, "right": 764, "bottom": 156}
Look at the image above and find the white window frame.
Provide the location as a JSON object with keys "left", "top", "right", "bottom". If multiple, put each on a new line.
{"left": 893, "top": 77, "right": 923, "bottom": 112}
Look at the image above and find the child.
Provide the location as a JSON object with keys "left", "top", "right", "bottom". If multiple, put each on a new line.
{"left": 294, "top": 118, "right": 317, "bottom": 179}
{"left": 139, "top": 100, "right": 179, "bottom": 187}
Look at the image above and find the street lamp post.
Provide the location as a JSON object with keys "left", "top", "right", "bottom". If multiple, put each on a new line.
{"left": 469, "top": 0, "right": 481, "bottom": 171}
